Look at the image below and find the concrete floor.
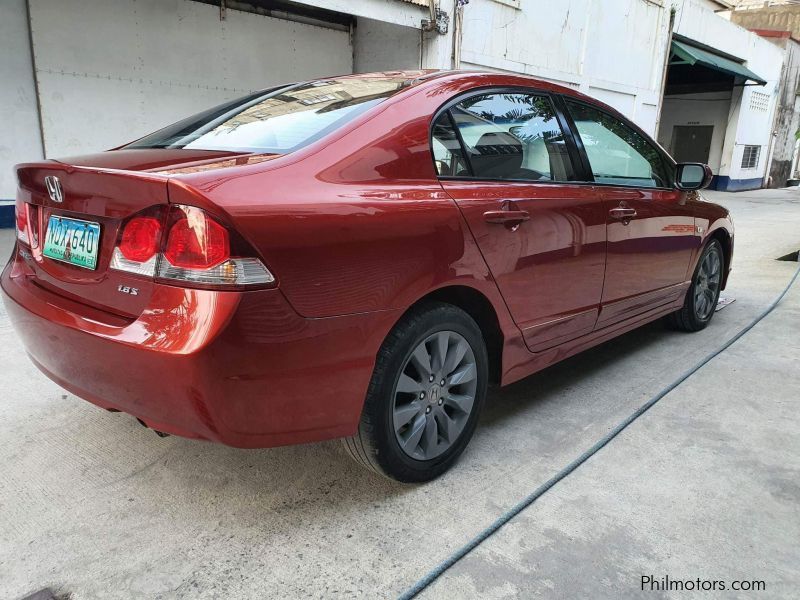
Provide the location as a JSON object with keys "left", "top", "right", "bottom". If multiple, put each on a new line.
{"left": 0, "top": 189, "right": 798, "bottom": 599}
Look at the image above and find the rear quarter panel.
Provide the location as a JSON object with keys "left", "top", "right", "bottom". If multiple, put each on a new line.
{"left": 170, "top": 76, "right": 524, "bottom": 321}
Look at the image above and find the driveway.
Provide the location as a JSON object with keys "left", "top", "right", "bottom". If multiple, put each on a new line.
{"left": 0, "top": 188, "right": 798, "bottom": 599}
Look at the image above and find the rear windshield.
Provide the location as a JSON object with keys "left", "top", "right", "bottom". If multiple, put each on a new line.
{"left": 125, "top": 77, "right": 409, "bottom": 154}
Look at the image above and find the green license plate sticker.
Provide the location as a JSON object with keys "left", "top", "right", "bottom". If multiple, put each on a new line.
{"left": 42, "top": 215, "right": 101, "bottom": 270}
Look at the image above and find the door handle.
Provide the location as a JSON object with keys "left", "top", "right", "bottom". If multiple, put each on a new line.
{"left": 609, "top": 206, "right": 637, "bottom": 219}
{"left": 483, "top": 210, "right": 531, "bottom": 226}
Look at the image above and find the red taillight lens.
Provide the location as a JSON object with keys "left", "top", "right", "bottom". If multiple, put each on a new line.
{"left": 111, "top": 203, "right": 274, "bottom": 287}
{"left": 15, "top": 202, "right": 29, "bottom": 245}
{"left": 163, "top": 210, "right": 229, "bottom": 269}
{"left": 119, "top": 217, "right": 161, "bottom": 262}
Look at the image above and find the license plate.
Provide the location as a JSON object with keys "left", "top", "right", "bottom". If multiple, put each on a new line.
{"left": 43, "top": 215, "right": 101, "bottom": 270}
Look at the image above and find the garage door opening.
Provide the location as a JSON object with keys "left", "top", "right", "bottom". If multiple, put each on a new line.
{"left": 657, "top": 35, "right": 767, "bottom": 190}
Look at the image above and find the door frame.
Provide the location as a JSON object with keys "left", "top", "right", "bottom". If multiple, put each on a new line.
{"left": 556, "top": 95, "right": 698, "bottom": 325}
{"left": 429, "top": 86, "right": 609, "bottom": 351}
{"left": 553, "top": 95, "right": 678, "bottom": 191}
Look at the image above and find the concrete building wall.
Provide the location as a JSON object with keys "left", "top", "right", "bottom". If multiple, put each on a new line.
{"left": 458, "top": 0, "right": 672, "bottom": 136}
{"left": 658, "top": 91, "right": 732, "bottom": 173}
{"left": 731, "top": 4, "right": 800, "bottom": 39}
{"left": 721, "top": 5, "right": 800, "bottom": 185}
{"left": 1, "top": 0, "right": 792, "bottom": 215}
{"left": 765, "top": 36, "right": 800, "bottom": 185}
{"left": 696, "top": 0, "right": 732, "bottom": 10}
{"left": 291, "top": 0, "right": 427, "bottom": 29}
{"left": 354, "top": 18, "right": 421, "bottom": 73}
{"left": 27, "top": 0, "right": 354, "bottom": 160}
{"left": 674, "top": 0, "right": 785, "bottom": 189}
{"left": 0, "top": 0, "right": 44, "bottom": 210}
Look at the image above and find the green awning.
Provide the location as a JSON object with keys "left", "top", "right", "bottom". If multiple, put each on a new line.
{"left": 671, "top": 39, "right": 767, "bottom": 86}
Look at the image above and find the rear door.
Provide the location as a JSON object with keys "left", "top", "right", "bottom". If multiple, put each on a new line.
{"left": 561, "top": 99, "right": 697, "bottom": 328}
{"left": 434, "top": 90, "right": 607, "bottom": 352}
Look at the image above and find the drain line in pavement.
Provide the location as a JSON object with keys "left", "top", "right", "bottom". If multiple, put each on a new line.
{"left": 399, "top": 261, "right": 800, "bottom": 600}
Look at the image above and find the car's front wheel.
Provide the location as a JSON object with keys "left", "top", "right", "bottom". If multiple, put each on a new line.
{"left": 343, "top": 302, "right": 488, "bottom": 482}
{"left": 667, "top": 239, "right": 724, "bottom": 332}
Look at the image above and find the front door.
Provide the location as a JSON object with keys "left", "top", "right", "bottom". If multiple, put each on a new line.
{"left": 563, "top": 100, "right": 698, "bottom": 328}
{"left": 432, "top": 91, "right": 607, "bottom": 352}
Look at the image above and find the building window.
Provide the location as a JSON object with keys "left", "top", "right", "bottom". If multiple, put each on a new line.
{"left": 741, "top": 145, "right": 761, "bottom": 170}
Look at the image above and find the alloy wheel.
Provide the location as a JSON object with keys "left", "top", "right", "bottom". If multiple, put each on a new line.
{"left": 694, "top": 246, "right": 722, "bottom": 320}
{"left": 392, "top": 331, "right": 478, "bottom": 461}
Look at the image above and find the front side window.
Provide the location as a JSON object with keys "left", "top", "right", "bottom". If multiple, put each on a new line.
{"left": 565, "top": 100, "right": 670, "bottom": 188}
{"left": 435, "top": 92, "right": 575, "bottom": 182}
{"left": 126, "top": 77, "right": 409, "bottom": 154}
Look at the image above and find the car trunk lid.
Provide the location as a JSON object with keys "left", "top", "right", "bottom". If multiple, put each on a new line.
{"left": 15, "top": 161, "right": 169, "bottom": 319}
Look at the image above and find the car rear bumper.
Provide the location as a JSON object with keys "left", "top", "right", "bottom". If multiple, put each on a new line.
{"left": 2, "top": 246, "right": 398, "bottom": 448}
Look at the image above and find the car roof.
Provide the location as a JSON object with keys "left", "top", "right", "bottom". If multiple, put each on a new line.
{"left": 332, "top": 70, "right": 584, "bottom": 96}
{"left": 327, "top": 69, "right": 616, "bottom": 116}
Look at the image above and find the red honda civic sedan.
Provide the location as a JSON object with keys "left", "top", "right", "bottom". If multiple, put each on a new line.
{"left": 3, "top": 71, "right": 733, "bottom": 482}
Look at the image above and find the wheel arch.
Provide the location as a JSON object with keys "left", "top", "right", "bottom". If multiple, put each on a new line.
{"left": 395, "top": 285, "right": 505, "bottom": 384}
{"left": 708, "top": 227, "right": 733, "bottom": 290}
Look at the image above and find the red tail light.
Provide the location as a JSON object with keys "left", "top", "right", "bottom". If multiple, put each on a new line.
{"left": 118, "top": 217, "right": 161, "bottom": 262}
{"left": 110, "top": 204, "right": 274, "bottom": 288}
{"left": 15, "top": 202, "right": 29, "bottom": 246}
{"left": 163, "top": 211, "right": 229, "bottom": 269}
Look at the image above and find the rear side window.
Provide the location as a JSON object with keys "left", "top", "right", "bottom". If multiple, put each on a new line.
{"left": 126, "top": 77, "right": 409, "bottom": 154}
{"left": 565, "top": 100, "right": 671, "bottom": 188}
{"left": 431, "top": 114, "right": 470, "bottom": 176}
{"left": 438, "top": 92, "right": 576, "bottom": 182}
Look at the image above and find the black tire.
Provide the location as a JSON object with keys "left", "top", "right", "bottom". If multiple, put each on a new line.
{"left": 343, "top": 302, "right": 488, "bottom": 483}
{"left": 666, "top": 239, "right": 724, "bottom": 332}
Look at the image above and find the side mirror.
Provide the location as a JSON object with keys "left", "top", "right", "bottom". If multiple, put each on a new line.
{"left": 676, "top": 163, "right": 713, "bottom": 191}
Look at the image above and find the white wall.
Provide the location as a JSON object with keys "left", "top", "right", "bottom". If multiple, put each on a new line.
{"left": 4, "top": 0, "right": 790, "bottom": 198}
{"left": 27, "top": 0, "right": 354, "bottom": 159}
{"left": 695, "top": 0, "right": 729, "bottom": 11}
{"left": 674, "top": 0, "right": 784, "bottom": 182}
{"left": 354, "top": 18, "right": 421, "bottom": 73}
{"left": 458, "top": 0, "right": 672, "bottom": 135}
{"left": 658, "top": 91, "right": 732, "bottom": 172}
{"left": 0, "top": 0, "right": 44, "bottom": 201}
{"left": 291, "top": 0, "right": 427, "bottom": 28}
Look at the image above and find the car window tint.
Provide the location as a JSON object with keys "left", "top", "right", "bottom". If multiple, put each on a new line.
{"left": 126, "top": 77, "right": 409, "bottom": 154}
{"left": 431, "top": 113, "right": 470, "bottom": 176}
{"left": 565, "top": 100, "right": 670, "bottom": 188}
{"left": 448, "top": 93, "right": 576, "bottom": 182}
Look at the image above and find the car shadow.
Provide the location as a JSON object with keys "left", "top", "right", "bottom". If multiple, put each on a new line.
{"left": 40, "top": 323, "right": 679, "bottom": 519}
{"left": 481, "top": 319, "right": 670, "bottom": 426}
